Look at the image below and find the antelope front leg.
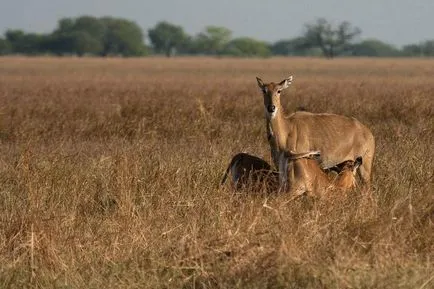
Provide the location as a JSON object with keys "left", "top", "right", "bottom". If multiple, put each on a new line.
{"left": 278, "top": 152, "right": 289, "bottom": 192}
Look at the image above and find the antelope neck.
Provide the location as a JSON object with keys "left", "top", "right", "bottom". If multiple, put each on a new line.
{"left": 268, "top": 106, "right": 288, "bottom": 151}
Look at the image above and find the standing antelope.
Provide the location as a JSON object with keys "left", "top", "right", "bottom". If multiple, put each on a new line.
{"left": 284, "top": 150, "right": 363, "bottom": 196}
{"left": 256, "top": 76, "right": 375, "bottom": 190}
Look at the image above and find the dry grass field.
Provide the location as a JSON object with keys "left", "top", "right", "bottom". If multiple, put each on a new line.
{"left": 0, "top": 56, "right": 433, "bottom": 288}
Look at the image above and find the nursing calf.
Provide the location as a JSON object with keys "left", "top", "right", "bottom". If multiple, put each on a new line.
{"left": 220, "top": 153, "right": 278, "bottom": 191}
{"left": 221, "top": 150, "right": 362, "bottom": 197}
{"left": 284, "top": 151, "right": 363, "bottom": 197}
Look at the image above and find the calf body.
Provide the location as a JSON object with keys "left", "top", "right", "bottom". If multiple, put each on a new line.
{"left": 221, "top": 153, "right": 278, "bottom": 191}
{"left": 285, "top": 151, "right": 363, "bottom": 196}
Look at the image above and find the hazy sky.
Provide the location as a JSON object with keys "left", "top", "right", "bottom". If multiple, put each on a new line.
{"left": 1, "top": 0, "right": 433, "bottom": 47}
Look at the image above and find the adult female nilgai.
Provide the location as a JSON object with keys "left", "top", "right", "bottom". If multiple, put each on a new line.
{"left": 256, "top": 76, "right": 375, "bottom": 190}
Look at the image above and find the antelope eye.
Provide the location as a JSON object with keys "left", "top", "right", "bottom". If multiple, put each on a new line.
{"left": 277, "top": 90, "right": 281, "bottom": 94}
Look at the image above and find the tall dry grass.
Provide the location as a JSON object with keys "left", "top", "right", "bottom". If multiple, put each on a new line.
{"left": 0, "top": 57, "right": 432, "bottom": 288}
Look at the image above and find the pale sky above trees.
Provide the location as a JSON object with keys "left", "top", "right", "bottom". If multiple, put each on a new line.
{"left": 1, "top": 0, "right": 433, "bottom": 47}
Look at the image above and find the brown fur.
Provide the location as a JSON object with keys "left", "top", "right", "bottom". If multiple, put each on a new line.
{"left": 285, "top": 152, "right": 363, "bottom": 197}
{"left": 221, "top": 153, "right": 278, "bottom": 191}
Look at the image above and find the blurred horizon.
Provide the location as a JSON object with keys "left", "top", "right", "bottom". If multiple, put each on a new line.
{"left": 1, "top": 0, "right": 433, "bottom": 47}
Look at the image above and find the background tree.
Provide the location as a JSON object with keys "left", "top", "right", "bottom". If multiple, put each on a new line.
{"left": 303, "top": 18, "right": 361, "bottom": 58}
{"left": 223, "top": 37, "right": 270, "bottom": 57}
{"left": 148, "top": 21, "right": 188, "bottom": 57}
{"left": 401, "top": 40, "right": 434, "bottom": 57}
{"left": 68, "top": 31, "right": 103, "bottom": 56}
{"left": 69, "top": 16, "right": 105, "bottom": 41}
{"left": 195, "top": 26, "right": 232, "bottom": 56}
{"left": 420, "top": 40, "right": 434, "bottom": 56}
{"left": 43, "top": 34, "right": 69, "bottom": 56}
{"left": 402, "top": 44, "right": 423, "bottom": 57}
{"left": 0, "top": 37, "right": 11, "bottom": 55}
{"left": 3, "top": 15, "right": 434, "bottom": 58}
{"left": 271, "top": 37, "right": 310, "bottom": 56}
{"left": 351, "top": 39, "right": 401, "bottom": 57}
{"left": 5, "top": 30, "right": 26, "bottom": 53}
{"left": 100, "top": 17, "right": 146, "bottom": 56}
{"left": 47, "top": 16, "right": 146, "bottom": 56}
{"left": 174, "top": 35, "right": 200, "bottom": 55}
{"left": 5, "top": 30, "right": 49, "bottom": 55}
{"left": 49, "top": 16, "right": 104, "bottom": 55}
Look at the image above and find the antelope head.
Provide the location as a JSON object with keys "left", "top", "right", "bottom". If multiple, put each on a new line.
{"left": 336, "top": 156, "right": 363, "bottom": 176}
{"left": 352, "top": 156, "right": 363, "bottom": 175}
{"left": 256, "top": 76, "right": 293, "bottom": 119}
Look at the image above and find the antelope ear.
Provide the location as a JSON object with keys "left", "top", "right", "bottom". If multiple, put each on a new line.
{"left": 256, "top": 77, "right": 264, "bottom": 90}
{"left": 279, "top": 75, "right": 293, "bottom": 89}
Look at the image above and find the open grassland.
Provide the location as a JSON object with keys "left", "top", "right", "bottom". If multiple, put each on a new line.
{"left": 0, "top": 57, "right": 433, "bottom": 288}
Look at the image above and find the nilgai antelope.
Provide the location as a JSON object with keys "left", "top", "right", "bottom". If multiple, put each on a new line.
{"left": 284, "top": 151, "right": 363, "bottom": 196}
{"left": 256, "top": 76, "right": 375, "bottom": 190}
{"left": 221, "top": 153, "right": 278, "bottom": 191}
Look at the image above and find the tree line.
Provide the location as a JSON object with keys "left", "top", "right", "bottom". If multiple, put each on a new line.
{"left": 0, "top": 16, "right": 433, "bottom": 58}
